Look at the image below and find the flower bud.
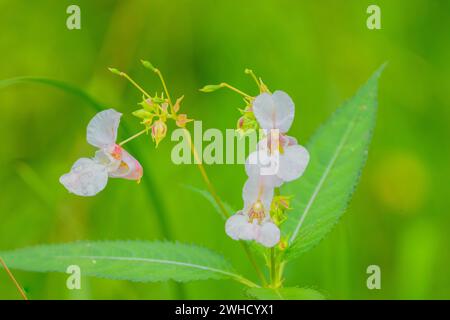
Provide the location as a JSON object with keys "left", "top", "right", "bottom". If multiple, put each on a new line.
{"left": 278, "top": 238, "right": 288, "bottom": 251}
{"left": 176, "top": 114, "right": 192, "bottom": 127}
{"left": 132, "top": 109, "right": 153, "bottom": 120}
{"left": 161, "top": 102, "right": 169, "bottom": 113}
{"left": 151, "top": 119, "right": 167, "bottom": 146}
{"left": 108, "top": 67, "right": 122, "bottom": 75}
{"left": 237, "top": 116, "right": 245, "bottom": 130}
{"left": 173, "top": 96, "right": 184, "bottom": 113}
{"left": 236, "top": 115, "right": 258, "bottom": 134}
{"left": 199, "top": 84, "right": 222, "bottom": 93}
{"left": 140, "top": 59, "right": 157, "bottom": 72}
{"left": 142, "top": 98, "right": 155, "bottom": 111}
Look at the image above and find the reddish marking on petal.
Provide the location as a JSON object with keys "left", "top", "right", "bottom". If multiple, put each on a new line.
{"left": 111, "top": 144, "right": 123, "bottom": 160}
{"left": 135, "top": 160, "right": 143, "bottom": 177}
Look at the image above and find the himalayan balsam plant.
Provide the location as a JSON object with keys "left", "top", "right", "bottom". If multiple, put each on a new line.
{"left": 0, "top": 61, "right": 384, "bottom": 299}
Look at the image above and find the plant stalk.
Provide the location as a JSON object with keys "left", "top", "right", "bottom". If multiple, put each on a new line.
{"left": 0, "top": 257, "right": 28, "bottom": 300}
{"left": 147, "top": 66, "right": 268, "bottom": 286}
{"left": 220, "top": 83, "right": 252, "bottom": 99}
{"left": 119, "top": 128, "right": 148, "bottom": 146}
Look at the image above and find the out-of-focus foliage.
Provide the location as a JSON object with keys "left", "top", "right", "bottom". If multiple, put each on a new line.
{"left": 0, "top": 0, "right": 449, "bottom": 299}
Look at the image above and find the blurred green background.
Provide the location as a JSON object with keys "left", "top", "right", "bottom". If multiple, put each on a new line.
{"left": 0, "top": 0, "right": 449, "bottom": 299}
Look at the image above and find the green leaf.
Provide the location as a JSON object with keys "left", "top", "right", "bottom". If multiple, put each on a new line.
{"left": 0, "top": 241, "right": 246, "bottom": 283}
{"left": 0, "top": 76, "right": 104, "bottom": 111}
{"left": 282, "top": 65, "right": 385, "bottom": 259}
{"left": 247, "top": 287, "right": 325, "bottom": 300}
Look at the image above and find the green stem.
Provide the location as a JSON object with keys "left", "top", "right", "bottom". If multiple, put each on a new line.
{"left": 244, "top": 69, "right": 261, "bottom": 89}
{"left": 119, "top": 72, "right": 152, "bottom": 99}
{"left": 270, "top": 248, "right": 276, "bottom": 285}
{"left": 119, "top": 129, "right": 147, "bottom": 146}
{"left": 183, "top": 128, "right": 268, "bottom": 286}
{"left": 143, "top": 66, "right": 268, "bottom": 286}
{"left": 155, "top": 69, "right": 173, "bottom": 108}
{"left": 233, "top": 275, "right": 261, "bottom": 288}
{"left": 220, "top": 82, "right": 252, "bottom": 99}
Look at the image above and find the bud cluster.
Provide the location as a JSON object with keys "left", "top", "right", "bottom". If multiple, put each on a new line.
{"left": 111, "top": 61, "right": 192, "bottom": 147}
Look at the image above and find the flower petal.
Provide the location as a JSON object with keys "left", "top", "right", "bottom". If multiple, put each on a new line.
{"left": 59, "top": 158, "right": 108, "bottom": 196}
{"left": 245, "top": 148, "right": 283, "bottom": 188}
{"left": 225, "top": 213, "right": 249, "bottom": 240}
{"left": 252, "top": 93, "right": 274, "bottom": 130}
{"left": 272, "top": 91, "right": 295, "bottom": 132}
{"left": 256, "top": 221, "right": 280, "bottom": 248}
{"left": 86, "top": 109, "right": 122, "bottom": 149}
{"left": 239, "top": 220, "right": 259, "bottom": 241}
{"left": 277, "top": 144, "right": 310, "bottom": 182}
{"left": 109, "top": 147, "right": 143, "bottom": 181}
{"left": 253, "top": 91, "right": 295, "bottom": 132}
{"left": 94, "top": 148, "right": 121, "bottom": 172}
{"left": 242, "top": 176, "right": 275, "bottom": 214}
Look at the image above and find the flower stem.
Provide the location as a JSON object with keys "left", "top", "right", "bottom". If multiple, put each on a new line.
{"left": 220, "top": 83, "right": 252, "bottom": 99}
{"left": 155, "top": 69, "right": 173, "bottom": 108}
{"left": 270, "top": 248, "right": 276, "bottom": 286}
{"left": 145, "top": 66, "right": 267, "bottom": 286}
{"left": 241, "top": 242, "right": 267, "bottom": 286}
{"left": 119, "top": 128, "right": 148, "bottom": 146}
{"left": 0, "top": 257, "right": 28, "bottom": 300}
{"left": 142, "top": 64, "right": 175, "bottom": 116}
{"left": 118, "top": 72, "right": 152, "bottom": 99}
{"left": 233, "top": 275, "right": 260, "bottom": 288}
{"left": 182, "top": 128, "right": 267, "bottom": 286}
{"left": 182, "top": 129, "right": 228, "bottom": 217}
{"left": 244, "top": 69, "right": 261, "bottom": 88}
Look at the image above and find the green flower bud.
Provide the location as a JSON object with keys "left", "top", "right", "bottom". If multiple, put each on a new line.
{"left": 132, "top": 109, "right": 153, "bottom": 120}
{"left": 108, "top": 67, "right": 122, "bottom": 75}
{"left": 140, "top": 59, "right": 157, "bottom": 72}
{"left": 199, "top": 84, "right": 223, "bottom": 93}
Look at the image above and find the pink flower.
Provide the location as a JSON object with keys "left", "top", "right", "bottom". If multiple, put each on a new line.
{"left": 60, "top": 109, "right": 143, "bottom": 196}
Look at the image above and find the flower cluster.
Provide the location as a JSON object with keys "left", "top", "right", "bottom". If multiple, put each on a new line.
{"left": 132, "top": 94, "right": 191, "bottom": 147}
{"left": 61, "top": 61, "right": 192, "bottom": 197}
{"left": 204, "top": 73, "right": 310, "bottom": 248}
{"left": 60, "top": 109, "right": 143, "bottom": 196}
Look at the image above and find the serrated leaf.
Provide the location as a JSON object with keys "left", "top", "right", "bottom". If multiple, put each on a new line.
{"left": 282, "top": 65, "right": 385, "bottom": 259}
{"left": 0, "top": 241, "right": 244, "bottom": 283}
{"left": 247, "top": 287, "right": 325, "bottom": 300}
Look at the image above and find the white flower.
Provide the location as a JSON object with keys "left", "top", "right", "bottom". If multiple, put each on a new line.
{"left": 247, "top": 91, "right": 310, "bottom": 182}
{"left": 225, "top": 177, "right": 280, "bottom": 248}
{"left": 60, "top": 109, "right": 143, "bottom": 196}
{"left": 253, "top": 90, "right": 295, "bottom": 134}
